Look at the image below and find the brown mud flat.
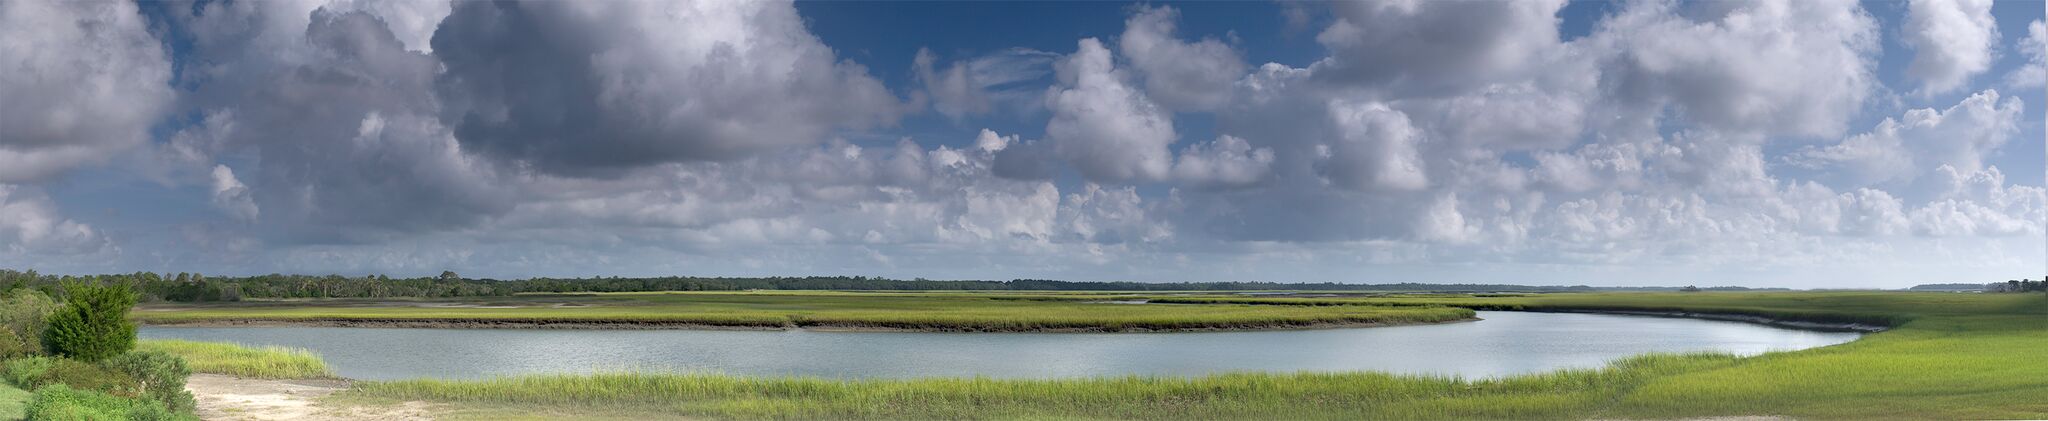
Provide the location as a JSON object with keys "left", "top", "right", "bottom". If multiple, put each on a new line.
{"left": 186, "top": 374, "right": 429, "bottom": 421}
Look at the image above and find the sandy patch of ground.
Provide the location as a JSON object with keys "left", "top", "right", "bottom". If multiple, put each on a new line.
{"left": 187, "top": 374, "right": 430, "bottom": 421}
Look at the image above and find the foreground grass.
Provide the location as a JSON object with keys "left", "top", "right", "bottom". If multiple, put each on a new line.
{"left": 137, "top": 339, "right": 334, "bottom": 379}
{"left": 342, "top": 352, "right": 1741, "bottom": 420}
{"left": 0, "top": 381, "right": 23, "bottom": 421}
{"left": 134, "top": 292, "right": 1474, "bottom": 331}
{"left": 326, "top": 291, "right": 2047, "bottom": 420}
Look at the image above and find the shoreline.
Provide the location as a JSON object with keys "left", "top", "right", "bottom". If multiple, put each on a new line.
{"left": 140, "top": 318, "right": 791, "bottom": 330}
{"left": 797, "top": 316, "right": 1481, "bottom": 333}
{"left": 1514, "top": 309, "right": 1891, "bottom": 333}
{"left": 137, "top": 308, "right": 1887, "bottom": 334}
{"left": 136, "top": 315, "right": 1481, "bottom": 333}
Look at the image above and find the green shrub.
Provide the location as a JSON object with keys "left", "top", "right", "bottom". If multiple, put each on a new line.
{"left": 0, "top": 330, "right": 25, "bottom": 360}
{"left": 0, "top": 289, "right": 60, "bottom": 359}
{"left": 1, "top": 357, "right": 54, "bottom": 388}
{"left": 22, "top": 384, "right": 192, "bottom": 421}
{"left": 42, "top": 282, "right": 138, "bottom": 362}
{"left": 0, "top": 357, "right": 138, "bottom": 397}
{"left": 103, "top": 351, "right": 194, "bottom": 413}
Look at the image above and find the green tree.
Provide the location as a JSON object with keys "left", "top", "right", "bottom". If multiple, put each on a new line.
{"left": 43, "top": 281, "right": 139, "bottom": 362}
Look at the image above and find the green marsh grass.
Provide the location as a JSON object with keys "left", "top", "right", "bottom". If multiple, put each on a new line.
{"left": 136, "top": 340, "right": 333, "bottom": 379}
{"left": 321, "top": 291, "right": 2048, "bottom": 419}
{"left": 341, "top": 352, "right": 1749, "bottom": 420}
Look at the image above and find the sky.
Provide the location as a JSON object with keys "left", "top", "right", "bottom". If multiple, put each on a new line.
{"left": 0, "top": 0, "right": 2043, "bottom": 288}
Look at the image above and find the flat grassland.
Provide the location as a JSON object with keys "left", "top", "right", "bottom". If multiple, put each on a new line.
{"left": 133, "top": 292, "right": 1476, "bottom": 331}
{"left": 140, "top": 291, "right": 2048, "bottom": 419}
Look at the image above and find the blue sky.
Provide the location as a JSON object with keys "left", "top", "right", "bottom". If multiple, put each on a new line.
{"left": 1, "top": 0, "right": 2043, "bottom": 288}
{"left": 796, "top": 0, "right": 2044, "bottom": 175}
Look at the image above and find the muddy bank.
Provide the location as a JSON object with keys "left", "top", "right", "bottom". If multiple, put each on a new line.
{"left": 1522, "top": 309, "right": 1890, "bottom": 333}
{"left": 140, "top": 315, "right": 1479, "bottom": 333}
{"left": 798, "top": 317, "right": 1480, "bottom": 333}
{"left": 143, "top": 318, "right": 788, "bottom": 330}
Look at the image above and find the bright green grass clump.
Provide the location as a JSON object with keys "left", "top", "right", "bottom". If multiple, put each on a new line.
{"left": 0, "top": 381, "right": 25, "bottom": 421}
{"left": 134, "top": 292, "right": 1474, "bottom": 331}
{"left": 20, "top": 384, "right": 192, "bottom": 421}
{"left": 323, "top": 291, "right": 2048, "bottom": 420}
{"left": 136, "top": 340, "right": 333, "bottom": 379}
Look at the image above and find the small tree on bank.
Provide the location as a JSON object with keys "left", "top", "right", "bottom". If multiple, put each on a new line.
{"left": 42, "top": 281, "right": 139, "bottom": 362}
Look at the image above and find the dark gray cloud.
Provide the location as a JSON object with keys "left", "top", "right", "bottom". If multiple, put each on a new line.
{"left": 432, "top": 1, "right": 908, "bottom": 175}
{"left": 1309, "top": 0, "right": 1567, "bottom": 96}
{"left": 163, "top": 5, "right": 509, "bottom": 242}
{"left": 0, "top": 0, "right": 173, "bottom": 182}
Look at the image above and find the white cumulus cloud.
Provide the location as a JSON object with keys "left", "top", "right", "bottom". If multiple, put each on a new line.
{"left": 1903, "top": 0, "right": 1999, "bottom": 96}
{"left": 1044, "top": 38, "right": 1178, "bottom": 183}
{"left": 1120, "top": 5, "right": 1247, "bottom": 111}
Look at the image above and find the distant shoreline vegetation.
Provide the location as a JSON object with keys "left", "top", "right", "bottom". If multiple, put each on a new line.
{"left": 0, "top": 269, "right": 1795, "bottom": 302}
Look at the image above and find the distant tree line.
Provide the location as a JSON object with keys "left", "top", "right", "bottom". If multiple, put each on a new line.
{"left": 1909, "top": 283, "right": 1994, "bottom": 291}
{"left": 0, "top": 269, "right": 1791, "bottom": 303}
{"left": 1908, "top": 279, "right": 2047, "bottom": 293}
{"left": 1983, "top": 279, "right": 2047, "bottom": 293}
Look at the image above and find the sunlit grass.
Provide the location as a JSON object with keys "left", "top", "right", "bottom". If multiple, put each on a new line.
{"left": 0, "top": 380, "right": 25, "bottom": 421}
{"left": 338, "top": 352, "right": 1745, "bottom": 420}
{"left": 136, "top": 339, "right": 334, "bottom": 379}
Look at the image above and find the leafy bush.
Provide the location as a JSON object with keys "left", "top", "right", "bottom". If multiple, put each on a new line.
{"left": 103, "top": 351, "right": 194, "bottom": 413}
{"left": 0, "top": 330, "right": 25, "bottom": 360}
{"left": 42, "top": 282, "right": 138, "bottom": 362}
{"left": 0, "top": 289, "right": 60, "bottom": 359}
{"left": 1, "top": 357, "right": 54, "bottom": 388}
{"left": 0, "top": 357, "right": 138, "bottom": 397}
{"left": 23, "top": 384, "right": 192, "bottom": 421}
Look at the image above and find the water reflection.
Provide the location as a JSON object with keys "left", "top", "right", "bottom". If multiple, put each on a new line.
{"left": 139, "top": 311, "right": 1860, "bottom": 381}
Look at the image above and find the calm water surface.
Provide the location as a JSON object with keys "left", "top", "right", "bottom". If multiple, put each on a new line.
{"left": 139, "top": 311, "right": 1858, "bottom": 381}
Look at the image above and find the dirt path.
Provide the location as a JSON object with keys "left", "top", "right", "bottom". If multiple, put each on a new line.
{"left": 186, "top": 374, "right": 431, "bottom": 420}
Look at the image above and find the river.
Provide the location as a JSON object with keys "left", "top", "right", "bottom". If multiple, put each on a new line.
{"left": 138, "top": 311, "right": 1860, "bottom": 381}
